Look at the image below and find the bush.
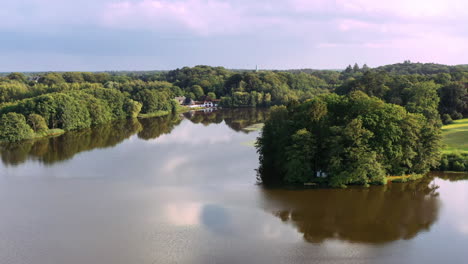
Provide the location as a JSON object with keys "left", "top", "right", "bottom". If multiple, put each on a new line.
{"left": 27, "top": 114, "right": 48, "bottom": 133}
{"left": 0, "top": 113, "right": 34, "bottom": 142}
{"left": 442, "top": 114, "right": 453, "bottom": 125}
{"left": 437, "top": 153, "right": 468, "bottom": 172}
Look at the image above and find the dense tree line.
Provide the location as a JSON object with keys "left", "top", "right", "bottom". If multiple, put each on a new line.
{"left": 1, "top": 62, "right": 466, "bottom": 142}
{"left": 0, "top": 109, "right": 262, "bottom": 165}
{"left": 438, "top": 153, "right": 468, "bottom": 172}
{"left": 337, "top": 70, "right": 467, "bottom": 123}
{"left": 257, "top": 92, "right": 441, "bottom": 187}
{"left": 375, "top": 60, "right": 468, "bottom": 75}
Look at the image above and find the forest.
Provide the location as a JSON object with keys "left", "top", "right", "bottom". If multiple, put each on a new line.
{"left": 0, "top": 61, "right": 466, "bottom": 145}
{"left": 256, "top": 92, "right": 441, "bottom": 187}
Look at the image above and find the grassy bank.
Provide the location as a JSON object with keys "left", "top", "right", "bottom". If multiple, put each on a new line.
{"left": 34, "top": 129, "right": 65, "bottom": 139}
{"left": 138, "top": 110, "right": 172, "bottom": 119}
{"left": 137, "top": 106, "right": 207, "bottom": 119}
{"left": 386, "top": 174, "right": 424, "bottom": 183}
{"left": 0, "top": 128, "right": 65, "bottom": 144}
{"left": 442, "top": 118, "right": 468, "bottom": 154}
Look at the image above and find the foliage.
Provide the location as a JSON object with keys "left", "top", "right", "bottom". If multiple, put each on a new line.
{"left": 27, "top": 114, "right": 48, "bottom": 133}
{"left": 256, "top": 92, "right": 441, "bottom": 187}
{"left": 0, "top": 62, "right": 465, "bottom": 143}
{"left": 438, "top": 153, "right": 468, "bottom": 172}
{"left": 0, "top": 113, "right": 34, "bottom": 142}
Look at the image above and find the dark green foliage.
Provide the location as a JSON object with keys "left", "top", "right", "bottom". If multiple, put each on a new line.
{"left": 438, "top": 153, "right": 468, "bottom": 172}
{"left": 190, "top": 85, "right": 205, "bottom": 100}
{"left": 220, "top": 71, "right": 329, "bottom": 107}
{"left": 7, "top": 73, "right": 27, "bottom": 83}
{"left": 0, "top": 88, "right": 143, "bottom": 141}
{"left": 124, "top": 99, "right": 143, "bottom": 118}
{"left": 337, "top": 65, "right": 467, "bottom": 121}
{"left": 133, "top": 89, "right": 172, "bottom": 114}
{"left": 0, "top": 81, "right": 30, "bottom": 103}
{"left": 442, "top": 114, "right": 453, "bottom": 125}
{"left": 83, "top": 88, "right": 127, "bottom": 119}
{"left": 375, "top": 61, "right": 468, "bottom": 75}
{"left": 0, "top": 113, "right": 34, "bottom": 142}
{"left": 0, "top": 61, "right": 465, "bottom": 143}
{"left": 27, "top": 114, "right": 48, "bottom": 133}
{"left": 438, "top": 82, "right": 467, "bottom": 120}
{"left": 256, "top": 92, "right": 441, "bottom": 187}
{"left": 166, "top": 65, "right": 230, "bottom": 95}
{"left": 284, "top": 128, "right": 316, "bottom": 184}
{"left": 38, "top": 73, "right": 65, "bottom": 86}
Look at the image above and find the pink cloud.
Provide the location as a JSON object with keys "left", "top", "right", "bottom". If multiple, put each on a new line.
{"left": 291, "top": 0, "right": 468, "bottom": 20}
{"left": 101, "top": 0, "right": 250, "bottom": 35}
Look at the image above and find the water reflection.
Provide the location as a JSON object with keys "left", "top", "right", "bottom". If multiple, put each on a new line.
{"left": 429, "top": 171, "right": 468, "bottom": 182}
{"left": 0, "top": 119, "right": 143, "bottom": 166}
{"left": 261, "top": 177, "right": 440, "bottom": 244}
{"left": 0, "top": 109, "right": 268, "bottom": 166}
{"left": 183, "top": 108, "right": 270, "bottom": 132}
{"left": 201, "top": 204, "right": 231, "bottom": 235}
{"left": 137, "top": 114, "right": 182, "bottom": 140}
{"left": 1, "top": 108, "right": 467, "bottom": 263}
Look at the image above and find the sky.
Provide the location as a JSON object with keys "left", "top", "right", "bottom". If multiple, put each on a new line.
{"left": 1, "top": 0, "right": 467, "bottom": 71}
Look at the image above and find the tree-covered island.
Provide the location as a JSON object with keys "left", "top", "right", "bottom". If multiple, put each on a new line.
{"left": 256, "top": 92, "right": 441, "bottom": 187}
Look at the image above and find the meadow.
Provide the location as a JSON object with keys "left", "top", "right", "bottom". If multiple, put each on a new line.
{"left": 442, "top": 118, "right": 468, "bottom": 153}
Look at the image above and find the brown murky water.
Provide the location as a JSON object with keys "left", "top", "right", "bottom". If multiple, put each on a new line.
{"left": 0, "top": 109, "right": 467, "bottom": 264}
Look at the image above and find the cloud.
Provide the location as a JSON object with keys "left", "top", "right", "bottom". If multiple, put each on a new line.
{"left": 0, "top": 0, "right": 467, "bottom": 70}
{"left": 100, "top": 0, "right": 248, "bottom": 35}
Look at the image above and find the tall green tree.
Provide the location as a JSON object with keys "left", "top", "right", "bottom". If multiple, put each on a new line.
{"left": 0, "top": 113, "right": 34, "bottom": 142}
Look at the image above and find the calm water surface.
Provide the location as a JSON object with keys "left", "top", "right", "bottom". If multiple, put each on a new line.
{"left": 1, "top": 109, "right": 467, "bottom": 264}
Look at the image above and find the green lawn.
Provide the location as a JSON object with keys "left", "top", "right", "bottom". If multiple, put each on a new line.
{"left": 442, "top": 118, "right": 468, "bottom": 154}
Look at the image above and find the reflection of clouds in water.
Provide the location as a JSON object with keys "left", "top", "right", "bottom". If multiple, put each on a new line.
{"left": 200, "top": 204, "right": 300, "bottom": 242}
{"left": 322, "top": 239, "right": 373, "bottom": 258}
{"left": 201, "top": 204, "right": 231, "bottom": 235}
{"left": 261, "top": 223, "right": 291, "bottom": 240}
{"left": 153, "top": 121, "right": 233, "bottom": 145}
{"left": 436, "top": 179, "right": 468, "bottom": 236}
{"left": 162, "top": 156, "right": 190, "bottom": 174}
{"left": 164, "top": 202, "right": 202, "bottom": 226}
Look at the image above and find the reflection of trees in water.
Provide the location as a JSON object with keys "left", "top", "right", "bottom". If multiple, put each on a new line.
{"left": 0, "top": 109, "right": 269, "bottom": 166}
{"left": 429, "top": 171, "right": 468, "bottom": 182}
{"left": 137, "top": 114, "right": 182, "bottom": 140}
{"left": 183, "top": 108, "right": 270, "bottom": 132}
{"left": 261, "top": 177, "right": 440, "bottom": 244}
{"left": 0, "top": 118, "right": 143, "bottom": 165}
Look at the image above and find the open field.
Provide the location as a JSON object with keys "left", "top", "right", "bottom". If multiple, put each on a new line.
{"left": 442, "top": 118, "right": 468, "bottom": 153}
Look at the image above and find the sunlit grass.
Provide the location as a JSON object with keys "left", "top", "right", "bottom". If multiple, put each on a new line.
{"left": 138, "top": 110, "right": 171, "bottom": 118}
{"left": 242, "top": 123, "right": 264, "bottom": 132}
{"left": 386, "top": 174, "right": 424, "bottom": 183}
{"left": 442, "top": 118, "right": 468, "bottom": 154}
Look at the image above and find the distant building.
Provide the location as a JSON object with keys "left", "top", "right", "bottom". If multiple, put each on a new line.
{"left": 174, "top": 96, "right": 186, "bottom": 105}
{"left": 179, "top": 96, "right": 219, "bottom": 108}
{"left": 29, "top": 76, "right": 41, "bottom": 83}
{"left": 202, "top": 101, "right": 215, "bottom": 107}
{"left": 184, "top": 98, "right": 196, "bottom": 105}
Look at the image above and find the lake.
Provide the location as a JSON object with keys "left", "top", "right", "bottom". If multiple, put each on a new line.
{"left": 1, "top": 109, "right": 467, "bottom": 264}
